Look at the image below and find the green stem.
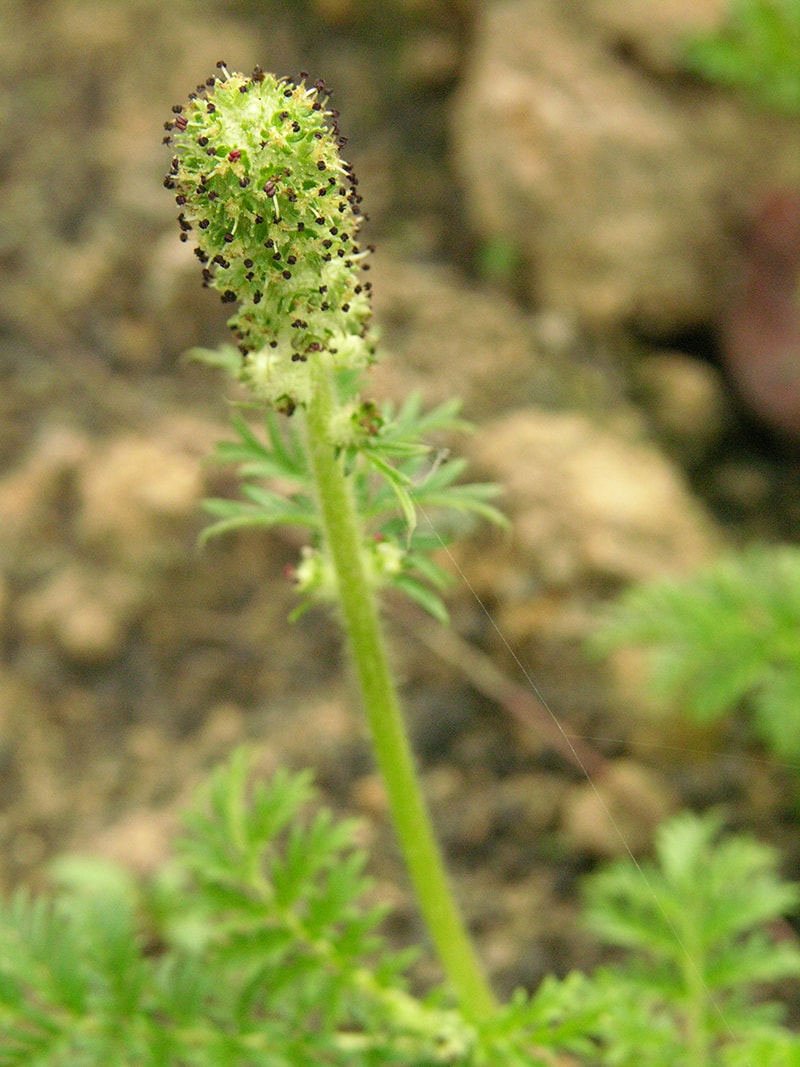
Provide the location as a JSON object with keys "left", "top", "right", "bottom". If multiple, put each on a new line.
{"left": 682, "top": 924, "right": 710, "bottom": 1067}
{"left": 303, "top": 363, "right": 496, "bottom": 1021}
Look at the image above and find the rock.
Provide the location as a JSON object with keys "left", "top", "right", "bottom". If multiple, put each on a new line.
{"left": 369, "top": 252, "right": 555, "bottom": 420}
{"left": 0, "top": 426, "right": 90, "bottom": 549}
{"left": 561, "top": 758, "right": 674, "bottom": 857}
{"left": 451, "top": 0, "right": 800, "bottom": 333}
{"left": 584, "top": 0, "right": 725, "bottom": 75}
{"left": 369, "top": 250, "right": 627, "bottom": 421}
{"left": 77, "top": 423, "right": 206, "bottom": 568}
{"left": 467, "top": 408, "right": 719, "bottom": 592}
{"left": 633, "top": 350, "right": 729, "bottom": 462}
{"left": 15, "top": 565, "right": 143, "bottom": 665}
{"left": 87, "top": 808, "right": 178, "bottom": 876}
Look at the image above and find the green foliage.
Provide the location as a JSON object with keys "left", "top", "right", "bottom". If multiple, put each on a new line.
{"left": 0, "top": 750, "right": 596, "bottom": 1066}
{"left": 4, "top": 763, "right": 800, "bottom": 1064}
{"left": 583, "top": 810, "right": 800, "bottom": 1066}
{"left": 683, "top": 0, "right": 800, "bottom": 115}
{"left": 590, "top": 545, "right": 800, "bottom": 759}
{"left": 200, "top": 389, "right": 506, "bottom": 623}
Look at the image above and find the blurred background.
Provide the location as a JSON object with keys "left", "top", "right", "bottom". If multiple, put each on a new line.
{"left": 2, "top": 0, "right": 800, "bottom": 999}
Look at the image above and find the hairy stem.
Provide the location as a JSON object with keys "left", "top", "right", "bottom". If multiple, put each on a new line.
{"left": 303, "top": 361, "right": 496, "bottom": 1021}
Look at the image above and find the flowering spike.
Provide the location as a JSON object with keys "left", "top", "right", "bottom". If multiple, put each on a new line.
{"left": 166, "top": 67, "right": 375, "bottom": 410}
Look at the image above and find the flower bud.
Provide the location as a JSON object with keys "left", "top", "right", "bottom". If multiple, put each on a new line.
{"left": 166, "top": 66, "right": 376, "bottom": 409}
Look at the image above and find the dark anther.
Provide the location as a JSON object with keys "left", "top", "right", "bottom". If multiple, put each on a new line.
{"left": 206, "top": 147, "right": 216, "bottom": 156}
{"left": 171, "top": 104, "right": 184, "bottom": 113}
{"left": 207, "top": 191, "right": 218, "bottom": 201}
{"left": 206, "top": 77, "right": 216, "bottom": 86}
{"left": 283, "top": 89, "right": 293, "bottom": 98}
{"left": 341, "top": 302, "right": 350, "bottom": 311}
{"left": 164, "top": 120, "right": 174, "bottom": 130}
{"left": 175, "top": 194, "right": 187, "bottom": 205}
{"left": 311, "top": 101, "right": 321, "bottom": 111}
{"left": 297, "top": 222, "right": 305, "bottom": 231}
{"left": 175, "top": 115, "right": 188, "bottom": 130}
{"left": 264, "top": 180, "right": 277, "bottom": 197}
{"left": 246, "top": 271, "right": 254, "bottom": 281}
{"left": 272, "top": 252, "right": 281, "bottom": 260}
{"left": 317, "top": 188, "right": 327, "bottom": 197}
{"left": 239, "top": 84, "right": 248, "bottom": 93}
{"left": 228, "top": 150, "right": 241, "bottom": 162}
{"left": 221, "top": 290, "right": 237, "bottom": 303}
{"left": 282, "top": 270, "right": 292, "bottom": 280}
{"left": 279, "top": 111, "right": 289, "bottom": 120}
{"left": 198, "top": 219, "right": 210, "bottom": 229}
{"left": 317, "top": 160, "right": 326, "bottom": 171}
{"left": 207, "top": 102, "right": 216, "bottom": 113}
{"left": 239, "top": 178, "right": 250, "bottom": 188}
{"left": 287, "top": 255, "right": 297, "bottom": 265}
{"left": 163, "top": 177, "right": 175, "bottom": 189}
{"left": 243, "top": 258, "right": 254, "bottom": 268}
{"left": 252, "top": 65, "right": 265, "bottom": 82}
{"left": 255, "top": 214, "right": 264, "bottom": 224}
{"left": 223, "top": 233, "right": 234, "bottom": 243}
{"left": 319, "top": 285, "right": 328, "bottom": 293}
{"left": 253, "top": 292, "right": 263, "bottom": 303}
{"left": 320, "top": 301, "right": 329, "bottom": 310}
{"left": 198, "top": 136, "right": 209, "bottom": 146}
{"left": 322, "top": 239, "right": 332, "bottom": 249}
{"left": 329, "top": 227, "right": 338, "bottom": 235}
{"left": 179, "top": 232, "right": 188, "bottom": 242}
{"left": 216, "top": 60, "right": 227, "bottom": 68}
{"left": 292, "top": 121, "right": 300, "bottom": 132}
{"left": 270, "top": 340, "right": 278, "bottom": 348}
{"left": 315, "top": 217, "right": 325, "bottom": 225}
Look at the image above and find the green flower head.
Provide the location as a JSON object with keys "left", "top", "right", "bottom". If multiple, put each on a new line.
{"left": 164, "top": 64, "right": 376, "bottom": 411}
